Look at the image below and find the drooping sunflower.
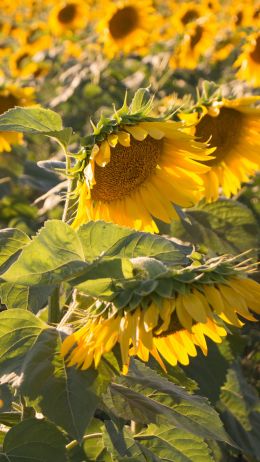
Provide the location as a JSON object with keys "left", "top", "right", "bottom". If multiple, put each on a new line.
{"left": 71, "top": 93, "right": 214, "bottom": 233}
{"left": 48, "top": 0, "right": 89, "bottom": 36}
{"left": 180, "top": 96, "right": 260, "bottom": 202}
{"left": 61, "top": 257, "right": 260, "bottom": 374}
{"left": 235, "top": 32, "right": 260, "bottom": 88}
{"left": 0, "top": 85, "right": 35, "bottom": 152}
{"left": 95, "top": 0, "right": 161, "bottom": 58}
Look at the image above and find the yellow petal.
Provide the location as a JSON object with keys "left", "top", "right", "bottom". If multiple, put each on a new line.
{"left": 108, "top": 133, "right": 118, "bottom": 147}
{"left": 182, "top": 292, "right": 208, "bottom": 323}
{"left": 143, "top": 303, "right": 159, "bottom": 332}
{"left": 117, "top": 130, "right": 131, "bottom": 146}
{"left": 176, "top": 295, "right": 193, "bottom": 330}
{"left": 95, "top": 140, "right": 111, "bottom": 166}
{"left": 125, "top": 125, "right": 148, "bottom": 141}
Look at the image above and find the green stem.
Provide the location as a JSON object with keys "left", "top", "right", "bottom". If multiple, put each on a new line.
{"left": 48, "top": 151, "right": 72, "bottom": 324}
{"left": 66, "top": 433, "right": 103, "bottom": 451}
{"left": 48, "top": 286, "right": 60, "bottom": 324}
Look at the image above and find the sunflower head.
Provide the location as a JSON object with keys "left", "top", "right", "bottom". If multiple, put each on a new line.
{"left": 61, "top": 253, "right": 260, "bottom": 374}
{"left": 180, "top": 95, "right": 260, "bottom": 201}
{"left": 48, "top": 0, "right": 89, "bottom": 36}
{"left": 70, "top": 89, "right": 214, "bottom": 232}
{"left": 95, "top": 0, "right": 161, "bottom": 58}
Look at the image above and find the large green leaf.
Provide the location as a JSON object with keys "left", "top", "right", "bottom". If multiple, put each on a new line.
{"left": 0, "top": 106, "right": 72, "bottom": 149}
{"left": 171, "top": 200, "right": 258, "bottom": 256}
{"left": 78, "top": 221, "right": 191, "bottom": 264}
{"left": 137, "top": 424, "right": 214, "bottom": 462}
{"left": 107, "top": 362, "right": 229, "bottom": 443}
{"left": 1, "top": 418, "right": 67, "bottom": 462}
{"left": 0, "top": 310, "right": 102, "bottom": 441}
{"left": 2, "top": 220, "right": 87, "bottom": 286}
{"left": 219, "top": 364, "right": 260, "bottom": 460}
{"left": 1, "top": 220, "right": 192, "bottom": 308}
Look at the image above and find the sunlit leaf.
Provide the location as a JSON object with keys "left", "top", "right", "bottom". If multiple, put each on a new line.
{"left": 137, "top": 424, "right": 214, "bottom": 462}
{"left": 0, "top": 106, "right": 72, "bottom": 149}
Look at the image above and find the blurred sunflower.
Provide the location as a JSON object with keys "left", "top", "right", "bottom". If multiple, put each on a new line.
{"left": 72, "top": 93, "right": 214, "bottom": 232}
{"left": 61, "top": 261, "right": 260, "bottom": 373}
{"left": 17, "top": 21, "right": 52, "bottom": 53}
{"left": 181, "top": 97, "right": 260, "bottom": 201}
{"left": 9, "top": 47, "right": 49, "bottom": 79}
{"left": 169, "top": 16, "right": 218, "bottom": 70}
{"left": 48, "top": 0, "right": 89, "bottom": 36}
{"left": 235, "top": 32, "right": 260, "bottom": 88}
{"left": 224, "top": 1, "right": 257, "bottom": 30}
{"left": 0, "top": 85, "right": 35, "bottom": 152}
{"left": 95, "top": 0, "right": 160, "bottom": 58}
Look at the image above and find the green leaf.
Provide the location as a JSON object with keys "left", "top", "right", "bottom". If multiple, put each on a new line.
{"left": 0, "top": 283, "right": 54, "bottom": 311}
{"left": 0, "top": 310, "right": 102, "bottom": 441}
{"left": 171, "top": 200, "right": 258, "bottom": 256}
{"left": 184, "top": 342, "right": 230, "bottom": 405}
{"left": 108, "top": 362, "right": 230, "bottom": 443}
{"left": 0, "top": 228, "right": 30, "bottom": 273}
{"left": 219, "top": 364, "right": 260, "bottom": 460}
{"left": 104, "top": 423, "right": 146, "bottom": 462}
{"left": 78, "top": 221, "right": 191, "bottom": 264}
{"left": 80, "top": 419, "right": 112, "bottom": 462}
{"left": 0, "top": 106, "right": 72, "bottom": 148}
{"left": 137, "top": 424, "right": 214, "bottom": 462}
{"left": 2, "top": 220, "right": 87, "bottom": 286}
{"left": 1, "top": 418, "right": 67, "bottom": 462}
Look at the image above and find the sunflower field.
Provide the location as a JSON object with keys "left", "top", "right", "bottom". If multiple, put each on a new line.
{"left": 0, "top": 0, "right": 260, "bottom": 461}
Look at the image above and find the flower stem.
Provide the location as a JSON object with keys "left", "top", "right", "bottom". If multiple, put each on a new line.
{"left": 48, "top": 151, "right": 74, "bottom": 324}
{"left": 48, "top": 286, "right": 61, "bottom": 324}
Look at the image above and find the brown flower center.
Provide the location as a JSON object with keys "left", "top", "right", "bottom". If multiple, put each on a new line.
{"left": 16, "top": 53, "right": 30, "bottom": 69}
{"left": 195, "top": 107, "right": 244, "bottom": 166}
{"left": 253, "top": 7, "right": 260, "bottom": 19}
{"left": 190, "top": 25, "right": 203, "bottom": 49}
{"left": 108, "top": 6, "right": 139, "bottom": 40}
{"left": 57, "top": 4, "right": 77, "bottom": 24}
{"left": 0, "top": 95, "right": 19, "bottom": 114}
{"left": 235, "top": 11, "right": 243, "bottom": 26}
{"left": 250, "top": 36, "right": 260, "bottom": 64}
{"left": 91, "top": 135, "right": 162, "bottom": 201}
{"left": 181, "top": 9, "right": 199, "bottom": 25}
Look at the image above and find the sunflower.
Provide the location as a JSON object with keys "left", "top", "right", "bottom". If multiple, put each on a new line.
{"left": 169, "top": 1, "right": 209, "bottom": 34}
{"left": 235, "top": 32, "right": 260, "bottom": 88}
{"left": 169, "top": 15, "right": 218, "bottom": 70}
{"left": 9, "top": 46, "right": 50, "bottom": 79}
{"left": 61, "top": 260, "right": 260, "bottom": 374}
{"left": 48, "top": 0, "right": 89, "bottom": 36}
{"left": 181, "top": 97, "right": 260, "bottom": 202}
{"left": 95, "top": 0, "right": 160, "bottom": 58}
{"left": 17, "top": 21, "right": 52, "bottom": 54}
{"left": 224, "top": 1, "right": 257, "bottom": 31}
{"left": 0, "top": 85, "right": 35, "bottom": 153}
{"left": 72, "top": 94, "right": 214, "bottom": 233}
